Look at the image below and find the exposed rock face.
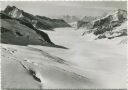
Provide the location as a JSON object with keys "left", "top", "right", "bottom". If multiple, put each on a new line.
{"left": 96, "top": 21, "right": 127, "bottom": 40}
{"left": 0, "top": 12, "right": 12, "bottom": 19}
{"left": 82, "top": 9, "right": 127, "bottom": 40}
{"left": 4, "top": 6, "right": 52, "bottom": 30}
{"left": 3, "top": 5, "right": 71, "bottom": 30}
{"left": 4, "top": 6, "right": 23, "bottom": 18}
{"left": 77, "top": 9, "right": 127, "bottom": 30}
{"left": 92, "top": 9, "right": 127, "bottom": 38}
{"left": 92, "top": 9, "right": 127, "bottom": 30}
{"left": 0, "top": 18, "right": 53, "bottom": 46}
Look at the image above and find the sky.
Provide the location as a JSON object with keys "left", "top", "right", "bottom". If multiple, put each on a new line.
{"left": 0, "top": 1, "right": 127, "bottom": 18}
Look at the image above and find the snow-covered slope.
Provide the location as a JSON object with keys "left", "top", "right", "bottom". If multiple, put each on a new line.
{"left": 2, "top": 28, "right": 126, "bottom": 89}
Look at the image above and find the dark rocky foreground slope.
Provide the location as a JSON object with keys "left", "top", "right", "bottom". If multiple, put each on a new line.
{"left": 3, "top": 5, "right": 71, "bottom": 30}
{"left": 0, "top": 17, "right": 53, "bottom": 46}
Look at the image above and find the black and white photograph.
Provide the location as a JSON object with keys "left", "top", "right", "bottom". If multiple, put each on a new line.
{"left": 0, "top": 0, "right": 127, "bottom": 89}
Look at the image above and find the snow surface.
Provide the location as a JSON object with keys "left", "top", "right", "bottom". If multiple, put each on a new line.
{"left": 1, "top": 27, "right": 127, "bottom": 89}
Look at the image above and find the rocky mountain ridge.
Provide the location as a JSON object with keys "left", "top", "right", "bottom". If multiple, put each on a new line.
{"left": 82, "top": 9, "right": 127, "bottom": 40}
{"left": 4, "top": 5, "right": 71, "bottom": 30}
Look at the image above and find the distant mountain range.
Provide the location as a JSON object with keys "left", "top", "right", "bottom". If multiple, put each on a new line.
{"left": 55, "top": 15, "right": 81, "bottom": 23}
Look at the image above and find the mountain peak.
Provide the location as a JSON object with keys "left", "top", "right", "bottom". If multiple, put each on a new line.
{"left": 4, "top": 5, "right": 23, "bottom": 18}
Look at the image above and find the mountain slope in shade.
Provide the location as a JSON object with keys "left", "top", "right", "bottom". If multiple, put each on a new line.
{"left": 3, "top": 6, "right": 71, "bottom": 30}
{"left": 1, "top": 18, "right": 53, "bottom": 46}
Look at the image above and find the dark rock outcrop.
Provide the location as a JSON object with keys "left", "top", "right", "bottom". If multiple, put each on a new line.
{"left": 0, "top": 18, "right": 53, "bottom": 46}
{"left": 0, "top": 12, "right": 12, "bottom": 19}
{"left": 82, "top": 9, "right": 127, "bottom": 40}
{"left": 92, "top": 9, "right": 127, "bottom": 35}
